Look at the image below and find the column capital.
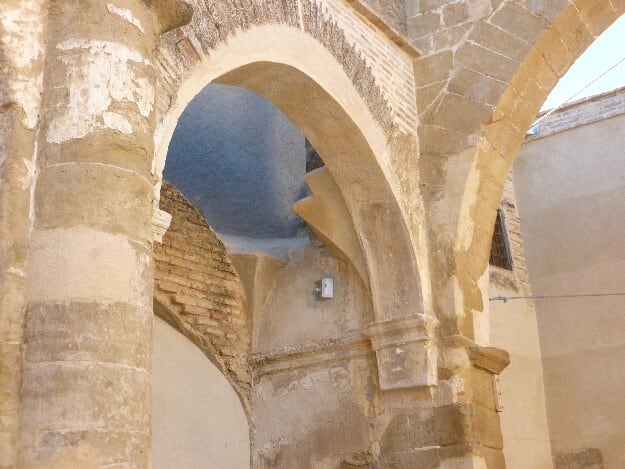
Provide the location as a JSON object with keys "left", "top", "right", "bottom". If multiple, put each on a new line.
{"left": 442, "top": 334, "right": 510, "bottom": 375}
{"left": 153, "top": 208, "right": 172, "bottom": 243}
{"left": 364, "top": 314, "right": 438, "bottom": 390}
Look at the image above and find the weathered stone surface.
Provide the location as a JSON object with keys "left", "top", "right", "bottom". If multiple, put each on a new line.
{"left": 3, "top": 0, "right": 625, "bottom": 467}
{"left": 380, "top": 405, "right": 472, "bottom": 453}
{"left": 34, "top": 163, "right": 153, "bottom": 240}
{"left": 25, "top": 302, "right": 152, "bottom": 369}
{"left": 555, "top": 448, "right": 604, "bottom": 469}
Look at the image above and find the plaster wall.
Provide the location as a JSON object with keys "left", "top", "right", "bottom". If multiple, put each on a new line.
{"left": 255, "top": 243, "right": 373, "bottom": 352}
{"left": 164, "top": 84, "right": 306, "bottom": 239}
{"left": 488, "top": 173, "right": 553, "bottom": 469}
{"left": 514, "top": 112, "right": 625, "bottom": 467}
{"left": 152, "top": 315, "right": 250, "bottom": 469}
{"left": 489, "top": 271, "right": 553, "bottom": 469}
{"left": 252, "top": 355, "right": 378, "bottom": 469}
{"left": 251, "top": 243, "right": 378, "bottom": 467}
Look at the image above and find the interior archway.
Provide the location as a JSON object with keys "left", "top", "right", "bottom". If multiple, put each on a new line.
{"left": 151, "top": 24, "right": 429, "bottom": 466}
{"left": 154, "top": 24, "right": 427, "bottom": 325}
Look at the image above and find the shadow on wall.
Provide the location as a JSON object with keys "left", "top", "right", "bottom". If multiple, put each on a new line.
{"left": 164, "top": 83, "right": 308, "bottom": 239}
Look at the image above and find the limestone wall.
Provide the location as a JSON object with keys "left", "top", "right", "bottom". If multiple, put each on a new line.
{"left": 1, "top": 0, "right": 589, "bottom": 465}
{"left": 514, "top": 95, "right": 625, "bottom": 467}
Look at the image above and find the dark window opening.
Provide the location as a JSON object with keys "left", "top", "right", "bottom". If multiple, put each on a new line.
{"left": 305, "top": 138, "right": 324, "bottom": 172}
{"left": 489, "top": 209, "right": 513, "bottom": 270}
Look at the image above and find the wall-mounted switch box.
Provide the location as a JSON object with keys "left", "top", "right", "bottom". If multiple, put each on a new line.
{"left": 315, "top": 275, "right": 334, "bottom": 299}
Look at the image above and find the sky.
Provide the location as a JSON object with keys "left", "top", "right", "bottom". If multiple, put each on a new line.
{"left": 541, "top": 14, "right": 625, "bottom": 111}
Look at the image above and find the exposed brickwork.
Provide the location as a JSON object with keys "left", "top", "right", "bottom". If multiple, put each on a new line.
{"left": 490, "top": 171, "right": 533, "bottom": 299}
{"left": 527, "top": 86, "right": 625, "bottom": 142}
{"left": 318, "top": 0, "right": 418, "bottom": 133}
{"left": 154, "top": 181, "right": 251, "bottom": 405}
{"left": 154, "top": 0, "right": 418, "bottom": 136}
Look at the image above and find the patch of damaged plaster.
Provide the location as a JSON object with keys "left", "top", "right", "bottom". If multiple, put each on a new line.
{"left": 455, "top": 159, "right": 481, "bottom": 253}
{"left": 47, "top": 40, "right": 154, "bottom": 144}
{"left": 18, "top": 155, "right": 37, "bottom": 191}
{"left": 103, "top": 111, "right": 134, "bottom": 134}
{"left": 107, "top": 3, "right": 146, "bottom": 34}
{"left": 0, "top": 1, "right": 45, "bottom": 129}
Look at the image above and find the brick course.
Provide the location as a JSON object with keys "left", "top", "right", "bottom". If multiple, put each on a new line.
{"left": 526, "top": 86, "right": 625, "bottom": 142}
{"left": 154, "top": 181, "right": 251, "bottom": 405}
{"left": 155, "top": 0, "right": 419, "bottom": 137}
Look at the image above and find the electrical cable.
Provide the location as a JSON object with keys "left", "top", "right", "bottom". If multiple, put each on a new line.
{"left": 489, "top": 292, "right": 625, "bottom": 302}
{"left": 531, "top": 54, "right": 625, "bottom": 130}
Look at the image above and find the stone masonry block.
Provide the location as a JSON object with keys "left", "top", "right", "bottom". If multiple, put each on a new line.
{"left": 380, "top": 406, "right": 472, "bottom": 453}
{"left": 573, "top": 0, "right": 618, "bottom": 37}
{"left": 534, "top": 26, "right": 575, "bottom": 77}
{"left": 20, "top": 362, "right": 150, "bottom": 431}
{"left": 413, "top": 51, "right": 454, "bottom": 87}
{"left": 25, "top": 301, "right": 151, "bottom": 370}
{"left": 448, "top": 69, "right": 507, "bottom": 107}
{"left": 431, "top": 92, "right": 493, "bottom": 134}
{"left": 407, "top": 11, "right": 442, "bottom": 39}
{"left": 469, "top": 20, "right": 530, "bottom": 63}
{"left": 443, "top": 2, "right": 469, "bottom": 26}
{"left": 455, "top": 42, "right": 519, "bottom": 83}
{"left": 490, "top": 1, "right": 548, "bottom": 45}
{"left": 552, "top": 6, "right": 595, "bottom": 57}
{"left": 34, "top": 163, "right": 153, "bottom": 241}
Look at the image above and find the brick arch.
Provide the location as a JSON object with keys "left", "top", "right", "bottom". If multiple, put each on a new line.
{"left": 152, "top": 20, "right": 430, "bottom": 324}
{"left": 451, "top": 0, "right": 625, "bottom": 337}
{"left": 153, "top": 181, "right": 252, "bottom": 414}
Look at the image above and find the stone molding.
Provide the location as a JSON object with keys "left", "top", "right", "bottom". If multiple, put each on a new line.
{"left": 364, "top": 314, "right": 438, "bottom": 390}
{"left": 344, "top": 0, "right": 419, "bottom": 59}
{"left": 443, "top": 335, "right": 510, "bottom": 375}
{"left": 152, "top": 208, "right": 172, "bottom": 243}
{"left": 249, "top": 334, "right": 373, "bottom": 377}
{"left": 294, "top": 167, "right": 370, "bottom": 289}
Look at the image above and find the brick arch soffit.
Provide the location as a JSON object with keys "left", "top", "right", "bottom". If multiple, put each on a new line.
{"left": 452, "top": 0, "right": 625, "bottom": 336}
{"left": 153, "top": 183, "right": 252, "bottom": 419}
{"left": 152, "top": 10, "right": 431, "bottom": 323}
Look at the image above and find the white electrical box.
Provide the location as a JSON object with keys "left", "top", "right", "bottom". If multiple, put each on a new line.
{"left": 316, "top": 275, "right": 334, "bottom": 299}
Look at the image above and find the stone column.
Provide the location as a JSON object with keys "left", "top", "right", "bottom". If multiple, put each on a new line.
{"left": 378, "top": 335, "right": 509, "bottom": 468}
{"left": 364, "top": 314, "right": 438, "bottom": 390}
{"left": 18, "top": 1, "right": 190, "bottom": 467}
{"left": 0, "top": 2, "right": 47, "bottom": 466}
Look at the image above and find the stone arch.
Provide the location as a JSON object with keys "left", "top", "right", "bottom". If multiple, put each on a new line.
{"left": 153, "top": 21, "right": 429, "bottom": 326}
{"left": 452, "top": 0, "right": 625, "bottom": 337}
